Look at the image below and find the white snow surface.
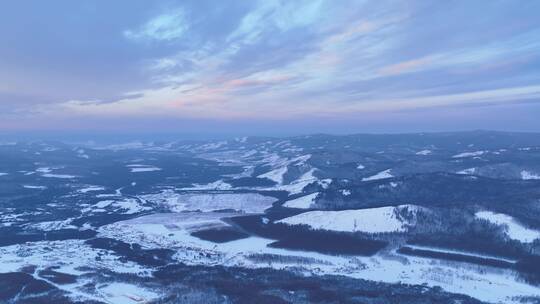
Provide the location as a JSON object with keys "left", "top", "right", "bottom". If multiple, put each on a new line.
{"left": 340, "top": 189, "right": 351, "bottom": 196}
{"left": 457, "top": 168, "right": 476, "bottom": 175}
{"left": 26, "top": 219, "right": 77, "bottom": 231}
{"left": 521, "top": 170, "right": 540, "bottom": 180}
{"left": 362, "top": 169, "right": 393, "bottom": 181}
{"left": 82, "top": 198, "right": 150, "bottom": 215}
{"left": 78, "top": 186, "right": 106, "bottom": 193}
{"left": 98, "top": 283, "right": 158, "bottom": 304}
{"left": 283, "top": 192, "right": 318, "bottom": 209}
{"left": 141, "top": 191, "right": 277, "bottom": 213}
{"left": 257, "top": 154, "right": 312, "bottom": 186}
{"left": 23, "top": 185, "right": 47, "bottom": 190}
{"left": 452, "top": 151, "right": 487, "bottom": 158}
{"left": 416, "top": 150, "right": 432, "bottom": 155}
{"left": 277, "top": 205, "right": 420, "bottom": 233}
{"left": 258, "top": 166, "right": 288, "bottom": 184}
{"left": 127, "top": 164, "right": 162, "bottom": 172}
{"left": 476, "top": 211, "right": 540, "bottom": 243}
{"left": 113, "top": 198, "right": 151, "bottom": 214}
{"left": 180, "top": 180, "right": 232, "bottom": 190}
{"left": 42, "top": 173, "right": 77, "bottom": 179}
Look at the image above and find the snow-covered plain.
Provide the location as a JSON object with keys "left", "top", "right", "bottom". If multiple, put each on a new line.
{"left": 277, "top": 205, "right": 420, "bottom": 233}
{"left": 141, "top": 190, "right": 277, "bottom": 213}
{"left": 476, "top": 211, "right": 540, "bottom": 243}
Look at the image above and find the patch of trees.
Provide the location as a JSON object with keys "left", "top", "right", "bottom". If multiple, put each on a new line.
{"left": 85, "top": 237, "right": 175, "bottom": 267}
{"left": 191, "top": 228, "right": 249, "bottom": 243}
{"left": 230, "top": 215, "right": 387, "bottom": 256}
{"left": 0, "top": 228, "right": 97, "bottom": 247}
{"left": 398, "top": 247, "right": 514, "bottom": 269}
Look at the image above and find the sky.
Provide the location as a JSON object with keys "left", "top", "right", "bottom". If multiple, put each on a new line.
{"left": 1, "top": 0, "right": 540, "bottom": 137}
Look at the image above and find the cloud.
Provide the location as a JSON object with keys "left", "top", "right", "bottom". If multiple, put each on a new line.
{"left": 378, "top": 56, "right": 434, "bottom": 76}
{"left": 3, "top": 0, "right": 540, "bottom": 132}
{"left": 124, "top": 10, "right": 188, "bottom": 42}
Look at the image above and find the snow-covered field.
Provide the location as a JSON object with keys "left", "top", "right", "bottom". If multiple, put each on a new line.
{"left": 277, "top": 205, "right": 420, "bottom": 233}
{"left": 141, "top": 191, "right": 277, "bottom": 213}
{"left": 476, "top": 211, "right": 540, "bottom": 243}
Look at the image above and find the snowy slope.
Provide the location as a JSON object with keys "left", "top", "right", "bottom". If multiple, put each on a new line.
{"left": 476, "top": 211, "right": 540, "bottom": 243}
{"left": 277, "top": 205, "right": 420, "bottom": 233}
{"left": 283, "top": 192, "right": 318, "bottom": 209}
{"left": 362, "top": 169, "right": 393, "bottom": 181}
